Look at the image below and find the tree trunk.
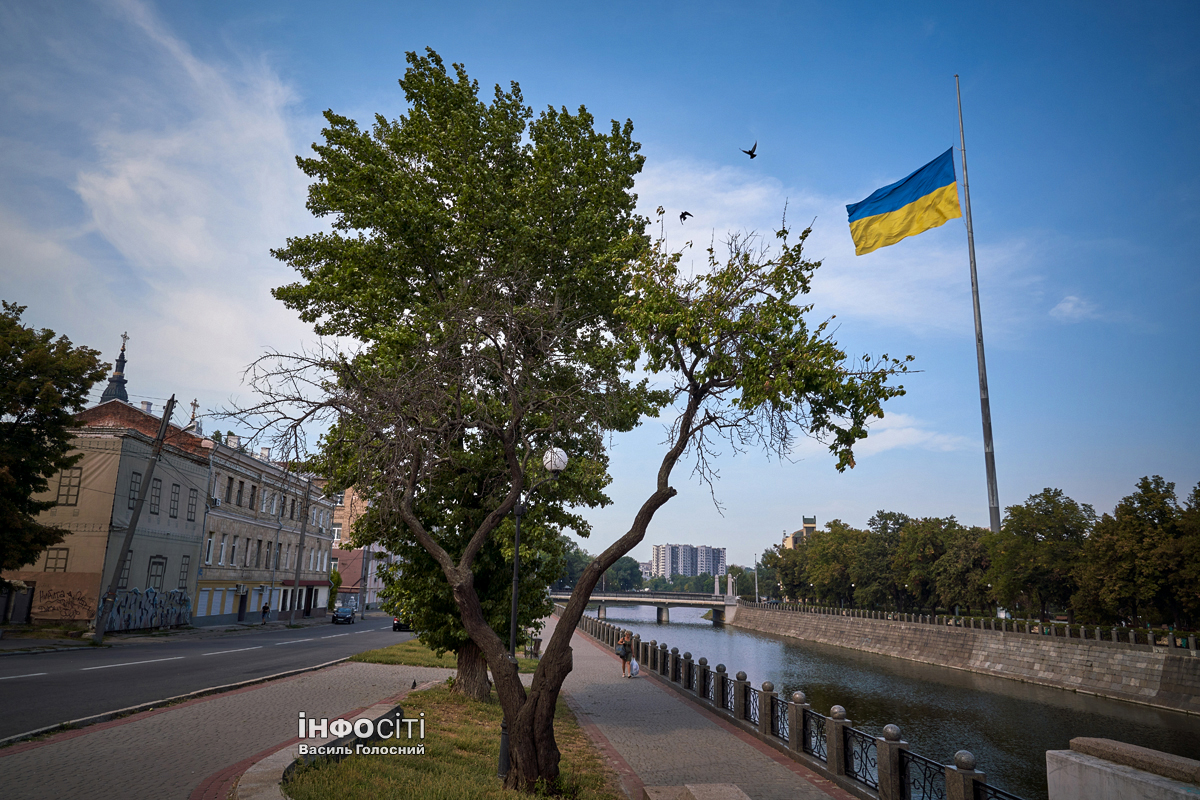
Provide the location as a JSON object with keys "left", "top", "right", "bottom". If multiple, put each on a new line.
{"left": 453, "top": 639, "right": 491, "bottom": 701}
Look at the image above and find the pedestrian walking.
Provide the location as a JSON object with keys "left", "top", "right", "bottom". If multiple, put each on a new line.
{"left": 617, "top": 631, "right": 633, "bottom": 678}
{"left": 261, "top": 601, "right": 270, "bottom": 625}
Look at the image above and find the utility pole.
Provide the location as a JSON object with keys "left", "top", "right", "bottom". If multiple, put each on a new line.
{"left": 287, "top": 478, "right": 312, "bottom": 625}
{"left": 93, "top": 395, "right": 176, "bottom": 644}
{"left": 358, "top": 540, "right": 371, "bottom": 619}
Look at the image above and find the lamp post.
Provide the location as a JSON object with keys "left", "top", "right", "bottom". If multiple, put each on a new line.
{"left": 498, "top": 447, "right": 568, "bottom": 780}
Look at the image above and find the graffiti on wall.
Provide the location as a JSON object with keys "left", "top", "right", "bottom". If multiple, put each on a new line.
{"left": 96, "top": 587, "right": 192, "bottom": 632}
{"left": 34, "top": 589, "right": 96, "bottom": 620}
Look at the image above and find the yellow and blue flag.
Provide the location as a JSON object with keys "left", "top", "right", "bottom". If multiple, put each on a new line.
{"left": 846, "top": 148, "right": 962, "bottom": 256}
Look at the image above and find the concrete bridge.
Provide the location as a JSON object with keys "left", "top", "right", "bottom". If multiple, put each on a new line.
{"left": 548, "top": 590, "right": 737, "bottom": 624}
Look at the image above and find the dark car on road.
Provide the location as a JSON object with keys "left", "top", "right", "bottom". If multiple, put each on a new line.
{"left": 393, "top": 616, "right": 410, "bottom": 631}
{"left": 332, "top": 607, "right": 356, "bottom": 624}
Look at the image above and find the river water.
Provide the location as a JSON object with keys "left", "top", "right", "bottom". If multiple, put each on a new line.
{"left": 585, "top": 604, "right": 1200, "bottom": 800}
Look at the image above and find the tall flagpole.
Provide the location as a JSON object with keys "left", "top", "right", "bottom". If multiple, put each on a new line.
{"left": 955, "top": 74, "right": 1001, "bottom": 534}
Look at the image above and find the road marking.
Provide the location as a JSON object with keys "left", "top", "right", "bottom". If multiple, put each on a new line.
{"left": 81, "top": 657, "right": 185, "bottom": 671}
{"left": 275, "top": 638, "right": 314, "bottom": 646}
{"left": 0, "top": 672, "right": 48, "bottom": 681}
{"left": 202, "top": 646, "right": 264, "bottom": 656}
{"left": 321, "top": 634, "right": 349, "bottom": 639}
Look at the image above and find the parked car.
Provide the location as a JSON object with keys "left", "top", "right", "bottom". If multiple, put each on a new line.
{"left": 393, "top": 616, "right": 411, "bottom": 632}
{"left": 332, "top": 606, "right": 356, "bottom": 624}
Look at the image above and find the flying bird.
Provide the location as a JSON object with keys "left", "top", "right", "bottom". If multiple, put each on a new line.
{"left": 680, "top": 211, "right": 693, "bottom": 224}
{"left": 741, "top": 141, "right": 758, "bottom": 159}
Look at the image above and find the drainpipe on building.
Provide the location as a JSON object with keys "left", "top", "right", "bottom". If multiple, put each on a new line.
{"left": 286, "top": 477, "right": 312, "bottom": 625}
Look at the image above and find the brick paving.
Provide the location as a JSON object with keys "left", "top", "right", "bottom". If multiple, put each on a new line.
{"left": 0, "top": 661, "right": 453, "bottom": 800}
{"left": 551, "top": 615, "right": 852, "bottom": 800}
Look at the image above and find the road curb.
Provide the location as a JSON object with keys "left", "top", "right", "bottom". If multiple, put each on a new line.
{"left": 0, "top": 656, "right": 351, "bottom": 750}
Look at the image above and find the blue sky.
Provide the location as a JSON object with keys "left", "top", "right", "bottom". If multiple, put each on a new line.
{"left": 2, "top": 1, "right": 1197, "bottom": 568}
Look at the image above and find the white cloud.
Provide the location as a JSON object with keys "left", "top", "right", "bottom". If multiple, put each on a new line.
{"left": 1049, "top": 294, "right": 1100, "bottom": 322}
{"left": 0, "top": 0, "right": 322, "bottom": 425}
{"left": 790, "top": 412, "right": 972, "bottom": 460}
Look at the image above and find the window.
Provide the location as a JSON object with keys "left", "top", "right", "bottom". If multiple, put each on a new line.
{"left": 224, "top": 476, "right": 234, "bottom": 503}
{"left": 270, "top": 493, "right": 277, "bottom": 515}
{"left": 332, "top": 523, "right": 342, "bottom": 543}
{"left": 236, "top": 481, "right": 245, "bottom": 507}
{"left": 44, "top": 547, "right": 68, "bottom": 572}
{"left": 335, "top": 491, "right": 345, "bottom": 506}
{"left": 178, "top": 555, "right": 191, "bottom": 590}
{"left": 248, "top": 484, "right": 257, "bottom": 510}
{"left": 57, "top": 468, "right": 82, "bottom": 506}
{"left": 147, "top": 556, "right": 167, "bottom": 591}
{"left": 187, "top": 488, "right": 198, "bottom": 521}
{"left": 129, "top": 472, "right": 142, "bottom": 509}
{"left": 205, "top": 535, "right": 214, "bottom": 564}
{"left": 275, "top": 543, "right": 282, "bottom": 570}
{"left": 261, "top": 491, "right": 269, "bottom": 513}
{"left": 118, "top": 549, "right": 133, "bottom": 589}
{"left": 289, "top": 498, "right": 296, "bottom": 520}
{"left": 218, "top": 534, "right": 228, "bottom": 565}
{"left": 230, "top": 537, "right": 238, "bottom": 566}
{"left": 308, "top": 547, "right": 315, "bottom": 571}
{"left": 169, "top": 483, "right": 180, "bottom": 518}
{"left": 255, "top": 539, "right": 263, "bottom": 568}
{"left": 331, "top": 557, "right": 338, "bottom": 573}
{"left": 149, "top": 478, "right": 162, "bottom": 515}
{"left": 284, "top": 543, "right": 290, "bottom": 569}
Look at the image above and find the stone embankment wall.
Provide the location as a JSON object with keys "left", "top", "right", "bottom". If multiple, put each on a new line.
{"left": 730, "top": 604, "right": 1200, "bottom": 716}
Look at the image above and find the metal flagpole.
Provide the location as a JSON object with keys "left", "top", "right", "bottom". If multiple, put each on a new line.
{"left": 955, "top": 74, "right": 1001, "bottom": 533}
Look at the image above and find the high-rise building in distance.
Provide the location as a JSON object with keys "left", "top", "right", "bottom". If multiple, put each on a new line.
{"left": 651, "top": 543, "right": 726, "bottom": 578}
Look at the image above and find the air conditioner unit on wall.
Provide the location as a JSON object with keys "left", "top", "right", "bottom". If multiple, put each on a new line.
{"left": 235, "top": 584, "right": 248, "bottom": 595}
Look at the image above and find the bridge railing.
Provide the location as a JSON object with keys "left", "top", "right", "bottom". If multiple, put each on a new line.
{"left": 559, "top": 602, "right": 1030, "bottom": 800}
{"left": 550, "top": 590, "right": 727, "bottom": 602}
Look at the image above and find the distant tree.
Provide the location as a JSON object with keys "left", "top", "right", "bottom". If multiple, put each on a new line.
{"left": 552, "top": 537, "right": 592, "bottom": 591}
{"left": 0, "top": 303, "right": 107, "bottom": 576}
{"left": 986, "top": 488, "right": 1093, "bottom": 621}
{"left": 604, "top": 555, "right": 643, "bottom": 591}
{"left": 850, "top": 511, "right": 908, "bottom": 609}
{"left": 764, "top": 544, "right": 808, "bottom": 601}
{"left": 327, "top": 569, "right": 342, "bottom": 610}
{"left": 931, "top": 523, "right": 991, "bottom": 614}
{"left": 892, "top": 517, "right": 953, "bottom": 611}
{"left": 806, "top": 520, "right": 860, "bottom": 605}
{"left": 1073, "top": 476, "right": 1183, "bottom": 626}
{"left": 1170, "top": 484, "right": 1200, "bottom": 628}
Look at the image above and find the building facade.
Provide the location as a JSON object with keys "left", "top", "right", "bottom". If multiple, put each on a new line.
{"left": 650, "top": 543, "right": 727, "bottom": 579}
{"left": 1, "top": 398, "right": 209, "bottom": 628}
{"left": 782, "top": 516, "right": 818, "bottom": 549}
{"left": 193, "top": 441, "right": 335, "bottom": 625}
{"left": 330, "top": 486, "right": 393, "bottom": 611}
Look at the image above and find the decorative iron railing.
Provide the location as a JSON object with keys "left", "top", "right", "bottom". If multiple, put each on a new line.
{"left": 770, "top": 695, "right": 788, "bottom": 741}
{"left": 843, "top": 726, "right": 879, "bottom": 790}
{"left": 802, "top": 708, "right": 827, "bottom": 762}
{"left": 901, "top": 749, "right": 947, "bottom": 800}
{"left": 974, "top": 782, "right": 1025, "bottom": 800}
{"left": 672, "top": 657, "right": 681, "bottom": 682}
{"left": 705, "top": 671, "right": 716, "bottom": 703}
{"left": 722, "top": 675, "right": 735, "bottom": 712}
{"left": 745, "top": 685, "right": 759, "bottom": 725}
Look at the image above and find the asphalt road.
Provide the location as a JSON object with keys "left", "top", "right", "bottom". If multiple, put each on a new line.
{"left": 0, "top": 619, "right": 409, "bottom": 740}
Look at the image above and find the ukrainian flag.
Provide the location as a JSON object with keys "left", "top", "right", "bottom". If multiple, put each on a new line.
{"left": 846, "top": 148, "right": 963, "bottom": 256}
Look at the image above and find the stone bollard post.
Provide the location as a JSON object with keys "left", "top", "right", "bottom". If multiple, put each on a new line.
{"left": 682, "top": 652, "right": 695, "bottom": 691}
{"left": 659, "top": 642, "right": 668, "bottom": 676}
{"left": 788, "top": 691, "right": 810, "bottom": 753}
{"left": 945, "top": 750, "right": 985, "bottom": 800}
{"left": 876, "top": 724, "right": 909, "bottom": 800}
{"left": 632, "top": 633, "right": 641, "bottom": 660}
{"left": 1190, "top": 635, "right": 1198, "bottom": 653}
{"left": 825, "top": 705, "right": 851, "bottom": 777}
{"left": 733, "top": 671, "right": 749, "bottom": 722}
{"left": 697, "top": 657, "right": 711, "bottom": 702}
{"left": 670, "top": 647, "right": 680, "bottom": 682}
{"left": 715, "top": 665, "right": 728, "bottom": 712}
{"left": 758, "top": 681, "right": 777, "bottom": 737}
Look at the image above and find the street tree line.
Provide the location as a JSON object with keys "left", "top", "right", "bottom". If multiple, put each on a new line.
{"left": 761, "top": 478, "right": 1200, "bottom": 629}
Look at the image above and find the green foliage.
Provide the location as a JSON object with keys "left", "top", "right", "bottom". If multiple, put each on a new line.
{"left": 327, "top": 569, "right": 342, "bottom": 610}
{"left": 604, "top": 556, "right": 643, "bottom": 591}
{"left": 1073, "top": 476, "right": 1197, "bottom": 627}
{"left": 0, "top": 303, "right": 107, "bottom": 572}
{"left": 552, "top": 537, "right": 593, "bottom": 591}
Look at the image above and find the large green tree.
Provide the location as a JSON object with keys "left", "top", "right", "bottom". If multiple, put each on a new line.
{"left": 1, "top": 303, "right": 107, "bottom": 575}
{"left": 985, "top": 488, "right": 1093, "bottom": 621}
{"left": 249, "top": 51, "right": 910, "bottom": 791}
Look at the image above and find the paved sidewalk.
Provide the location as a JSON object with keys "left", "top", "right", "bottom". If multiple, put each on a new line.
{"left": 552, "top": 615, "right": 853, "bottom": 800}
{"left": 0, "top": 661, "right": 453, "bottom": 800}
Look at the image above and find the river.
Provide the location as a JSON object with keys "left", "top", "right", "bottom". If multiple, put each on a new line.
{"left": 585, "top": 604, "right": 1200, "bottom": 800}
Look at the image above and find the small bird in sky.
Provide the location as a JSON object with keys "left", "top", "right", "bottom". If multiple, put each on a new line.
{"left": 741, "top": 141, "right": 758, "bottom": 159}
{"left": 680, "top": 211, "right": 693, "bottom": 223}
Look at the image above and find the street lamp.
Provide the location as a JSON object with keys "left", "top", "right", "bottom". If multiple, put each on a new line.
{"left": 499, "top": 447, "right": 568, "bottom": 779}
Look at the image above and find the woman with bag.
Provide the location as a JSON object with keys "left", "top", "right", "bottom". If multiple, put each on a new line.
{"left": 617, "top": 631, "right": 634, "bottom": 678}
